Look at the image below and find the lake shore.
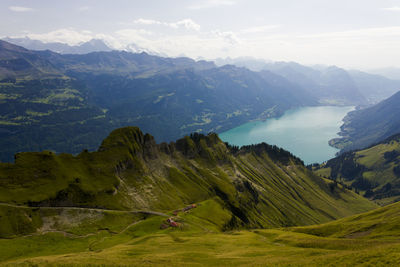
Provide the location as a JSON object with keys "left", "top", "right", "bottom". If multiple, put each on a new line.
{"left": 219, "top": 106, "right": 354, "bottom": 164}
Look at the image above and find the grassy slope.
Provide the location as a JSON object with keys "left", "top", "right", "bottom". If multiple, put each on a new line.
{"left": 357, "top": 139, "right": 399, "bottom": 192}
{"left": 315, "top": 134, "right": 400, "bottom": 204}
{"left": 0, "top": 126, "right": 380, "bottom": 265}
{"left": 292, "top": 201, "right": 400, "bottom": 239}
{"left": 0, "top": 127, "right": 376, "bottom": 237}
{"left": 1, "top": 200, "right": 400, "bottom": 266}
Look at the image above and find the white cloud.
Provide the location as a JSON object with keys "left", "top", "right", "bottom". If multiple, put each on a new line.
{"left": 133, "top": 18, "right": 200, "bottom": 31}
{"left": 240, "top": 25, "right": 281, "bottom": 34}
{"left": 382, "top": 6, "right": 400, "bottom": 11}
{"left": 133, "top": 19, "right": 163, "bottom": 26}
{"left": 187, "top": 0, "right": 236, "bottom": 10}
{"left": 111, "top": 27, "right": 241, "bottom": 58}
{"left": 9, "top": 6, "right": 34, "bottom": 12}
{"left": 171, "top": 19, "right": 201, "bottom": 31}
{"left": 211, "top": 30, "right": 240, "bottom": 45}
{"left": 26, "top": 29, "right": 94, "bottom": 45}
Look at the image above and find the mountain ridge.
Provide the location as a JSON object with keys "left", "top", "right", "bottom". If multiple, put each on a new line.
{"left": 216, "top": 57, "right": 400, "bottom": 105}
{"left": 330, "top": 91, "right": 400, "bottom": 152}
{"left": 0, "top": 40, "right": 316, "bottom": 162}
{"left": 315, "top": 132, "right": 400, "bottom": 205}
{"left": 2, "top": 37, "right": 113, "bottom": 55}
{"left": 0, "top": 126, "right": 376, "bottom": 236}
{"left": 0, "top": 126, "right": 385, "bottom": 266}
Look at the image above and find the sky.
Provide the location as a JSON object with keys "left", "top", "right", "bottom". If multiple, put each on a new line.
{"left": 1, "top": 0, "right": 400, "bottom": 69}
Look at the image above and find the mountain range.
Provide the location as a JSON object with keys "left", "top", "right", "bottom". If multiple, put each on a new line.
{"left": 216, "top": 57, "right": 400, "bottom": 105}
{"left": 4, "top": 37, "right": 400, "bottom": 105}
{"left": 2, "top": 39, "right": 400, "bottom": 163}
{"left": 2, "top": 37, "right": 113, "bottom": 55}
{"left": 0, "top": 40, "right": 315, "bottom": 162}
{"left": 368, "top": 67, "right": 400, "bottom": 80}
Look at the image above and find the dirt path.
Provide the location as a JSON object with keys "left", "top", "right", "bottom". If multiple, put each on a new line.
{"left": 21, "top": 218, "right": 146, "bottom": 240}
{"left": 0, "top": 202, "right": 169, "bottom": 217}
{"left": 0, "top": 202, "right": 169, "bottom": 241}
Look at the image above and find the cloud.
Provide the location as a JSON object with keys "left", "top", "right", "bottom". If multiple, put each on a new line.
{"left": 187, "top": 0, "right": 236, "bottom": 10}
{"left": 240, "top": 25, "right": 281, "bottom": 34}
{"left": 9, "top": 6, "right": 34, "bottom": 12}
{"left": 25, "top": 29, "right": 95, "bottom": 45}
{"left": 171, "top": 19, "right": 201, "bottom": 31}
{"left": 133, "top": 19, "right": 163, "bottom": 26}
{"left": 382, "top": 6, "right": 400, "bottom": 11}
{"left": 112, "top": 26, "right": 241, "bottom": 57}
{"left": 212, "top": 30, "right": 240, "bottom": 45}
{"left": 115, "top": 28, "right": 162, "bottom": 52}
{"left": 133, "top": 18, "right": 201, "bottom": 31}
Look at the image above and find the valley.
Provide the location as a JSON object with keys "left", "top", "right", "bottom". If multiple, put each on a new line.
{"left": 1, "top": 40, "right": 399, "bottom": 165}
{"left": 0, "top": 40, "right": 316, "bottom": 162}
{"left": 1, "top": 15, "right": 400, "bottom": 265}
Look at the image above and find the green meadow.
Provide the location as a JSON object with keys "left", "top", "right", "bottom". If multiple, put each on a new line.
{"left": 1, "top": 200, "right": 399, "bottom": 266}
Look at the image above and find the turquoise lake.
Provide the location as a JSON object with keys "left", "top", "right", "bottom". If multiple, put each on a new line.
{"left": 219, "top": 106, "right": 354, "bottom": 165}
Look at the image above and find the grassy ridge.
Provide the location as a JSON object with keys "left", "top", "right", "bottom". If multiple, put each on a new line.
{"left": 0, "top": 126, "right": 379, "bottom": 265}
{"left": 292, "top": 201, "right": 400, "bottom": 239}
{"left": 0, "top": 127, "right": 376, "bottom": 238}
{"left": 315, "top": 133, "right": 400, "bottom": 204}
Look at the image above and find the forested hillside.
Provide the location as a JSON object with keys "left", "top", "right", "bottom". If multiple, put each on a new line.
{"left": 0, "top": 40, "right": 316, "bottom": 162}
{"left": 316, "top": 133, "right": 400, "bottom": 205}
{"left": 330, "top": 91, "right": 400, "bottom": 152}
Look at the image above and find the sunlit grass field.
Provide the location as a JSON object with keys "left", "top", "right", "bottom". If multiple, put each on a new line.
{"left": 1, "top": 200, "right": 399, "bottom": 266}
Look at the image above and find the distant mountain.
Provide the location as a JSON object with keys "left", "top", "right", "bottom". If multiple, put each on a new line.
{"left": 214, "top": 57, "right": 272, "bottom": 72}
{"left": 261, "top": 62, "right": 367, "bottom": 105}
{"left": 348, "top": 70, "right": 400, "bottom": 104}
{"left": 2, "top": 37, "right": 113, "bottom": 54}
{"left": 0, "top": 39, "right": 60, "bottom": 78}
{"left": 316, "top": 133, "right": 400, "bottom": 205}
{"left": 368, "top": 67, "right": 400, "bottom": 80}
{"left": 216, "top": 58, "right": 400, "bottom": 105}
{"left": 330, "top": 91, "right": 400, "bottom": 152}
{"left": 0, "top": 40, "right": 316, "bottom": 162}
